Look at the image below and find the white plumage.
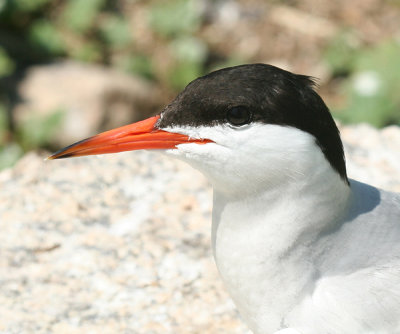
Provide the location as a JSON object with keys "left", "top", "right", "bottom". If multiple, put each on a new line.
{"left": 166, "top": 123, "right": 400, "bottom": 334}
{"left": 50, "top": 63, "right": 400, "bottom": 334}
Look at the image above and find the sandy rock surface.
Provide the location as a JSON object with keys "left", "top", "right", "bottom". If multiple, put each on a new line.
{"left": 341, "top": 124, "right": 400, "bottom": 191}
{"left": 0, "top": 124, "right": 399, "bottom": 334}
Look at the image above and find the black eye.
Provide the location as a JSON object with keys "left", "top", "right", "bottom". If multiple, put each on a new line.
{"left": 226, "top": 106, "right": 252, "bottom": 126}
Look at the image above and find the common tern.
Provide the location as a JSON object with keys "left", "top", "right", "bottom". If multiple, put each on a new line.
{"left": 49, "top": 64, "right": 400, "bottom": 334}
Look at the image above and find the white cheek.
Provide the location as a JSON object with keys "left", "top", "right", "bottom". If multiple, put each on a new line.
{"left": 163, "top": 124, "right": 233, "bottom": 165}
{"left": 166, "top": 142, "right": 231, "bottom": 170}
{"left": 163, "top": 123, "right": 323, "bottom": 195}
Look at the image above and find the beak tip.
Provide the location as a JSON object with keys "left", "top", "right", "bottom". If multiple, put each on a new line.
{"left": 46, "top": 152, "right": 60, "bottom": 160}
{"left": 47, "top": 141, "right": 86, "bottom": 160}
{"left": 46, "top": 150, "right": 68, "bottom": 160}
{"left": 46, "top": 154, "right": 59, "bottom": 160}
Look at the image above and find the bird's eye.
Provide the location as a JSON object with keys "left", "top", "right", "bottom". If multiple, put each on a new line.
{"left": 226, "top": 106, "right": 252, "bottom": 126}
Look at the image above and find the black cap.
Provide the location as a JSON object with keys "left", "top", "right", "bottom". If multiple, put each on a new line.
{"left": 158, "top": 64, "right": 348, "bottom": 183}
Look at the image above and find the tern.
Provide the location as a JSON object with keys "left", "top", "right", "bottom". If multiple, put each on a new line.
{"left": 49, "top": 64, "right": 400, "bottom": 334}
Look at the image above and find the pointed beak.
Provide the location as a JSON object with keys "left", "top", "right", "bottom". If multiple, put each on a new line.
{"left": 47, "top": 115, "right": 211, "bottom": 160}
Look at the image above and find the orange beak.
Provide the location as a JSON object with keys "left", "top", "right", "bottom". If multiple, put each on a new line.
{"left": 47, "top": 115, "right": 211, "bottom": 160}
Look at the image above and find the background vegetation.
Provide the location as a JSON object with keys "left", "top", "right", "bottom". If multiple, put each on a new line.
{"left": 0, "top": 0, "right": 399, "bottom": 169}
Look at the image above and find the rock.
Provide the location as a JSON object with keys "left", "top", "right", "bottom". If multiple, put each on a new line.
{"left": 0, "top": 150, "right": 246, "bottom": 334}
{"left": 14, "top": 61, "right": 163, "bottom": 146}
{"left": 0, "top": 124, "right": 399, "bottom": 333}
{"left": 340, "top": 124, "right": 400, "bottom": 191}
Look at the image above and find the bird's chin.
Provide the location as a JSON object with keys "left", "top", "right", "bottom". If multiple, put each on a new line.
{"left": 163, "top": 143, "right": 226, "bottom": 183}
{"left": 164, "top": 143, "right": 213, "bottom": 168}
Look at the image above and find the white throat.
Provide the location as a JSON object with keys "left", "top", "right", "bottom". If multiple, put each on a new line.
{"left": 211, "top": 162, "right": 350, "bottom": 333}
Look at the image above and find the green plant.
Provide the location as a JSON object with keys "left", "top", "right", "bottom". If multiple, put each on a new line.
{"left": 167, "top": 61, "right": 203, "bottom": 91}
{"left": 0, "top": 0, "right": 245, "bottom": 170}
{"left": 99, "top": 15, "right": 132, "bottom": 49}
{"left": 0, "top": 47, "right": 15, "bottom": 76}
{"left": 0, "top": 103, "right": 7, "bottom": 141}
{"left": 325, "top": 38, "right": 400, "bottom": 127}
{"left": 62, "top": 0, "right": 105, "bottom": 33}
{"left": 0, "top": 0, "right": 149, "bottom": 170}
{"left": 149, "top": 0, "right": 208, "bottom": 90}
{"left": 0, "top": 143, "right": 24, "bottom": 170}
{"left": 0, "top": 105, "right": 65, "bottom": 170}
{"left": 17, "top": 109, "right": 65, "bottom": 151}
{"left": 167, "top": 36, "right": 208, "bottom": 89}
{"left": 149, "top": 0, "right": 201, "bottom": 38}
{"left": 29, "top": 19, "right": 65, "bottom": 55}
{"left": 0, "top": 0, "right": 51, "bottom": 13}
{"left": 0, "top": 0, "right": 137, "bottom": 65}
{"left": 323, "top": 30, "right": 360, "bottom": 76}
{"left": 117, "top": 54, "right": 154, "bottom": 80}
{"left": 70, "top": 42, "right": 102, "bottom": 62}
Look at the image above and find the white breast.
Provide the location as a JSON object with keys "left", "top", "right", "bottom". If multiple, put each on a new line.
{"left": 211, "top": 165, "right": 351, "bottom": 333}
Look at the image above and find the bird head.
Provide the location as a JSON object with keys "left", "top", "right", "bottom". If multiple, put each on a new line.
{"left": 49, "top": 64, "right": 348, "bottom": 196}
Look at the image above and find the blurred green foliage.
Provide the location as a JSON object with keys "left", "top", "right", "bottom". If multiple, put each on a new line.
{"left": 0, "top": 0, "right": 134, "bottom": 62}
{"left": 0, "top": 143, "right": 24, "bottom": 170}
{"left": 149, "top": 0, "right": 201, "bottom": 38}
{"left": 117, "top": 54, "right": 154, "bottom": 80}
{"left": 0, "top": 0, "right": 214, "bottom": 88}
{"left": 99, "top": 15, "right": 132, "bottom": 48}
{"left": 325, "top": 36, "right": 400, "bottom": 127}
{"left": 0, "top": 103, "right": 7, "bottom": 141}
{"left": 0, "top": 0, "right": 215, "bottom": 169}
{"left": 1, "top": 0, "right": 398, "bottom": 171}
{"left": 167, "top": 36, "right": 207, "bottom": 90}
{"left": 323, "top": 31, "right": 360, "bottom": 76}
{"left": 149, "top": 0, "right": 208, "bottom": 90}
{"left": 62, "top": 0, "right": 105, "bottom": 33}
{"left": 0, "top": 47, "right": 15, "bottom": 76}
{"left": 0, "top": 106, "right": 64, "bottom": 169}
{"left": 29, "top": 19, "right": 65, "bottom": 55}
{"left": 17, "top": 110, "right": 65, "bottom": 151}
{"left": 0, "top": 0, "right": 135, "bottom": 169}
{"left": 1, "top": 0, "right": 51, "bottom": 12}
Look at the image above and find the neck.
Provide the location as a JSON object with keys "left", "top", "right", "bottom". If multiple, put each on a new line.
{"left": 211, "top": 165, "right": 351, "bottom": 333}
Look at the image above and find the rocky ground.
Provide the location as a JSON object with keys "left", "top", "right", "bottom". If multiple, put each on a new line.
{"left": 0, "top": 124, "right": 399, "bottom": 334}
